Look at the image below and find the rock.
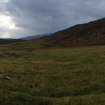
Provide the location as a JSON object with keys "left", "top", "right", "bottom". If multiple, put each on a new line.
{"left": 4, "top": 76, "right": 11, "bottom": 80}
{"left": 0, "top": 74, "right": 12, "bottom": 80}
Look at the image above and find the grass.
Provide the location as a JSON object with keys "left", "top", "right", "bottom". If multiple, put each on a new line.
{"left": 1, "top": 45, "right": 105, "bottom": 104}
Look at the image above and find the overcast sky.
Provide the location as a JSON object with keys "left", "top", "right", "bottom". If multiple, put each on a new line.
{"left": 0, "top": 0, "right": 105, "bottom": 38}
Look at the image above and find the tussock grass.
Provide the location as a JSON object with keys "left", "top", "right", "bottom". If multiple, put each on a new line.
{"left": 1, "top": 45, "right": 105, "bottom": 104}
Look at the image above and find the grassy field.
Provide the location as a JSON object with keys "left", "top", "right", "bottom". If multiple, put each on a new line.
{"left": 0, "top": 45, "right": 105, "bottom": 105}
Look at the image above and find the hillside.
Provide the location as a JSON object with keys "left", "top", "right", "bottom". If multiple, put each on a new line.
{"left": 22, "top": 18, "right": 105, "bottom": 48}
{"left": 39, "top": 18, "right": 105, "bottom": 47}
{"left": 1, "top": 18, "right": 105, "bottom": 49}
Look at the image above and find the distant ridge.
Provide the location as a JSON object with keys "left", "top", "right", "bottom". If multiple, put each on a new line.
{"left": 21, "top": 35, "right": 43, "bottom": 40}
{"left": 21, "top": 34, "right": 51, "bottom": 40}
{"left": 0, "top": 38, "right": 23, "bottom": 44}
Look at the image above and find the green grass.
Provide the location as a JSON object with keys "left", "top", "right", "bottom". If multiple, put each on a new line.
{"left": 1, "top": 45, "right": 105, "bottom": 104}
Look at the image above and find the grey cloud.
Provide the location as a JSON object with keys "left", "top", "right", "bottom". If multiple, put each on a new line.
{"left": 1, "top": 0, "right": 105, "bottom": 38}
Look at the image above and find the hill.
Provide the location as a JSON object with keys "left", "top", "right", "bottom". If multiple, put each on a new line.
{"left": 7, "top": 18, "right": 105, "bottom": 49}
{"left": 38, "top": 18, "right": 105, "bottom": 47}
{"left": 26, "top": 18, "right": 105, "bottom": 48}
{"left": 1, "top": 18, "right": 105, "bottom": 49}
{"left": 21, "top": 35, "right": 43, "bottom": 40}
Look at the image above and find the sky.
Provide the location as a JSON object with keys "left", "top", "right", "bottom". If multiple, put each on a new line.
{"left": 0, "top": 0, "right": 105, "bottom": 38}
